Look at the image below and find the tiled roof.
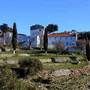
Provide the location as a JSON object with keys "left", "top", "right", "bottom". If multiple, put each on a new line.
{"left": 48, "top": 33, "right": 76, "bottom": 37}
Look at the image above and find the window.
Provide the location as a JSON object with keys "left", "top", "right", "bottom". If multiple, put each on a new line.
{"left": 66, "top": 42, "right": 68, "bottom": 46}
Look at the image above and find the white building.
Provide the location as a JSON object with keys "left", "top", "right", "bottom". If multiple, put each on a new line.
{"left": 30, "top": 24, "right": 44, "bottom": 48}
{"left": 30, "top": 24, "right": 78, "bottom": 51}
{"left": 48, "top": 32, "right": 77, "bottom": 51}
{"left": 0, "top": 27, "right": 12, "bottom": 46}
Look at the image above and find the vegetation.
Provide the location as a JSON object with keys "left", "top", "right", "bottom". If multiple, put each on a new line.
{"left": 43, "top": 28, "right": 48, "bottom": 53}
{"left": 0, "top": 65, "right": 38, "bottom": 90}
{"left": 18, "top": 57, "right": 43, "bottom": 76}
{"left": 43, "top": 24, "right": 58, "bottom": 53}
{"left": 69, "top": 55, "right": 79, "bottom": 64}
{"left": 0, "top": 23, "right": 90, "bottom": 89}
{"left": 46, "top": 24, "right": 58, "bottom": 33}
{"left": 86, "top": 41, "right": 90, "bottom": 61}
{"left": 0, "top": 50, "right": 89, "bottom": 90}
{"left": 12, "top": 22, "right": 17, "bottom": 54}
{"left": 30, "top": 24, "right": 44, "bottom": 30}
{"left": 47, "top": 75, "right": 90, "bottom": 90}
{"left": 78, "top": 32, "right": 90, "bottom": 61}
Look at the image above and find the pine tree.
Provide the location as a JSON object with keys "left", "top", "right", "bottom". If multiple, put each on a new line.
{"left": 12, "top": 22, "right": 17, "bottom": 54}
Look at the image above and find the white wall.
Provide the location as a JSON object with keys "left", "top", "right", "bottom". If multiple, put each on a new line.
{"left": 48, "top": 36, "right": 76, "bottom": 49}
{"left": 30, "top": 29, "right": 44, "bottom": 48}
{"left": 5, "top": 32, "right": 12, "bottom": 45}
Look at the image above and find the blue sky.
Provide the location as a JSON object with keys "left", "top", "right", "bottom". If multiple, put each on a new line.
{"left": 0, "top": 0, "right": 90, "bottom": 35}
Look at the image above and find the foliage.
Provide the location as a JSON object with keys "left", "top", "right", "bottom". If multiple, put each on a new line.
{"left": 0, "top": 65, "right": 37, "bottom": 90}
{"left": 12, "top": 22, "right": 17, "bottom": 51}
{"left": 53, "top": 41, "right": 65, "bottom": 54}
{"left": 43, "top": 61, "right": 87, "bottom": 71}
{"left": 30, "top": 24, "right": 44, "bottom": 30}
{"left": 46, "top": 24, "right": 58, "bottom": 33}
{"left": 78, "top": 32, "right": 90, "bottom": 61}
{"left": 19, "top": 57, "right": 43, "bottom": 76}
{"left": 86, "top": 41, "right": 90, "bottom": 61}
{"left": 78, "top": 32, "right": 90, "bottom": 40}
{"left": 43, "top": 28, "right": 48, "bottom": 53}
{"left": 69, "top": 56, "right": 79, "bottom": 64}
{"left": 43, "top": 24, "right": 58, "bottom": 53}
{"left": 0, "top": 23, "right": 8, "bottom": 33}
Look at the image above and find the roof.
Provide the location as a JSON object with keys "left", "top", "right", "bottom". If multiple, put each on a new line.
{"left": 48, "top": 33, "right": 76, "bottom": 37}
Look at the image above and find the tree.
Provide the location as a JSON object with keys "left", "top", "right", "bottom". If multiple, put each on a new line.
{"left": 85, "top": 32, "right": 90, "bottom": 61}
{"left": 43, "top": 24, "right": 58, "bottom": 53}
{"left": 43, "top": 28, "right": 48, "bottom": 53}
{"left": 86, "top": 41, "right": 90, "bottom": 61}
{"left": 53, "top": 41, "right": 65, "bottom": 54}
{"left": 12, "top": 22, "right": 17, "bottom": 54}
{"left": 78, "top": 32, "right": 90, "bottom": 61}
{"left": 46, "top": 24, "right": 58, "bottom": 33}
{"left": 30, "top": 24, "right": 44, "bottom": 30}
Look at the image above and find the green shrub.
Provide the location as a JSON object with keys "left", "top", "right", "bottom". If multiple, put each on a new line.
{"left": 19, "top": 57, "right": 43, "bottom": 76}
{"left": 0, "top": 65, "right": 20, "bottom": 90}
{"left": 0, "top": 65, "right": 37, "bottom": 90}
{"left": 69, "top": 56, "right": 79, "bottom": 64}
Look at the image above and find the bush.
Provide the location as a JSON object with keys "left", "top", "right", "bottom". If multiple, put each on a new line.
{"left": 0, "top": 46, "right": 5, "bottom": 52}
{"left": 69, "top": 56, "right": 79, "bottom": 64}
{"left": 0, "top": 65, "right": 37, "bottom": 90}
{"left": 18, "top": 57, "right": 43, "bottom": 76}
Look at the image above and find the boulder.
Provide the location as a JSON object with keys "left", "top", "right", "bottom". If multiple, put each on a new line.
{"left": 51, "top": 57, "right": 67, "bottom": 63}
{"left": 52, "top": 69, "right": 71, "bottom": 77}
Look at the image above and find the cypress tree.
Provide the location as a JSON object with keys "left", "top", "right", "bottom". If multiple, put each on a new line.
{"left": 43, "top": 24, "right": 58, "bottom": 53}
{"left": 43, "top": 28, "right": 48, "bottom": 53}
{"left": 86, "top": 41, "right": 90, "bottom": 61}
{"left": 12, "top": 22, "right": 17, "bottom": 54}
{"left": 85, "top": 32, "right": 90, "bottom": 61}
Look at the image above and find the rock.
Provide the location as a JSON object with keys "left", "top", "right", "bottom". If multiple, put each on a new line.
{"left": 52, "top": 69, "right": 71, "bottom": 77}
{"left": 51, "top": 57, "right": 67, "bottom": 63}
{"left": 6, "top": 60, "right": 18, "bottom": 64}
{"left": 19, "top": 54, "right": 29, "bottom": 57}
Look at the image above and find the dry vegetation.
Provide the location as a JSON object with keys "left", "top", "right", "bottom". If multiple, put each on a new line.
{"left": 0, "top": 52, "right": 89, "bottom": 90}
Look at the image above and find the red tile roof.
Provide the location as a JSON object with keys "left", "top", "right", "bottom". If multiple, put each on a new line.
{"left": 48, "top": 33, "right": 75, "bottom": 37}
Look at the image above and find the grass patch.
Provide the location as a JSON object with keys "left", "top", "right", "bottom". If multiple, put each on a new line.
{"left": 43, "top": 61, "right": 88, "bottom": 70}
{"left": 0, "top": 52, "right": 88, "bottom": 71}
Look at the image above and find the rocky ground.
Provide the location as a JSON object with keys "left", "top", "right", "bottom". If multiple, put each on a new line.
{"left": 32, "top": 65, "right": 90, "bottom": 90}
